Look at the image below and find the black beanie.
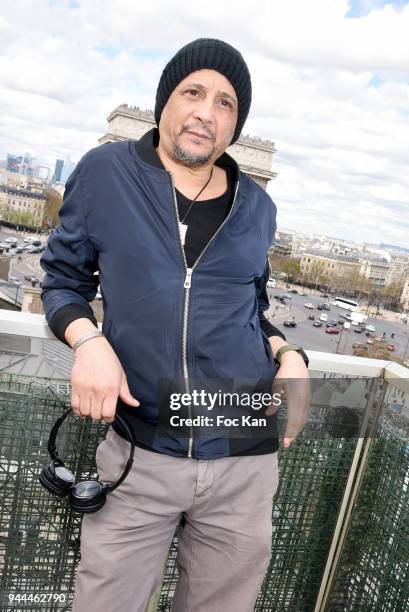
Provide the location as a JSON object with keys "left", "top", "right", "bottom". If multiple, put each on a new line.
{"left": 154, "top": 38, "right": 252, "bottom": 145}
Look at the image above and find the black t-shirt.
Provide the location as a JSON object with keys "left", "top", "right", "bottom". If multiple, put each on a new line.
{"left": 175, "top": 166, "right": 234, "bottom": 269}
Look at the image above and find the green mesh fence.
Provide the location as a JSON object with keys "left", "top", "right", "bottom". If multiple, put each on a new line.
{"left": 326, "top": 382, "right": 409, "bottom": 612}
{"left": 0, "top": 372, "right": 408, "bottom": 611}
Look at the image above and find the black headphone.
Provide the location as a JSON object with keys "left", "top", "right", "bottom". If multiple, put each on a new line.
{"left": 39, "top": 408, "right": 135, "bottom": 514}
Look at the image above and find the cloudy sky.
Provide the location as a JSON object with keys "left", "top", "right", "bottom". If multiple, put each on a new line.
{"left": 1, "top": 0, "right": 408, "bottom": 248}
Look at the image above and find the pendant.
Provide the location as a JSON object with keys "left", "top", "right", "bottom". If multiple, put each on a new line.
{"left": 178, "top": 221, "right": 188, "bottom": 246}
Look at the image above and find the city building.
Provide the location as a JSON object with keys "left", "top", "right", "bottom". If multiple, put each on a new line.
{"left": 359, "top": 257, "right": 389, "bottom": 287}
{"left": 300, "top": 251, "right": 361, "bottom": 287}
{"left": 385, "top": 253, "right": 409, "bottom": 287}
{"left": 59, "top": 156, "right": 76, "bottom": 185}
{"left": 98, "top": 104, "right": 277, "bottom": 190}
{"left": 0, "top": 185, "right": 45, "bottom": 226}
{"left": 53, "top": 159, "right": 64, "bottom": 183}
{"left": 270, "top": 240, "right": 292, "bottom": 258}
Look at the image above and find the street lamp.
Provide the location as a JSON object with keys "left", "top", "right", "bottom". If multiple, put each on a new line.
{"left": 336, "top": 321, "right": 350, "bottom": 354}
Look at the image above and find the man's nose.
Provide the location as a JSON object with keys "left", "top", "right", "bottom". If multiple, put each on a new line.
{"left": 192, "top": 98, "right": 215, "bottom": 128}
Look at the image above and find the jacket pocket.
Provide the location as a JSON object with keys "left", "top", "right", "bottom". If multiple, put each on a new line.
{"left": 245, "top": 321, "right": 271, "bottom": 366}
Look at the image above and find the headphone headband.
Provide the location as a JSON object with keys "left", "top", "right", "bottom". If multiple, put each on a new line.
{"left": 47, "top": 408, "right": 135, "bottom": 493}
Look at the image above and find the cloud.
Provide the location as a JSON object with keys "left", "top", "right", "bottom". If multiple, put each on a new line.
{"left": 0, "top": 0, "right": 408, "bottom": 247}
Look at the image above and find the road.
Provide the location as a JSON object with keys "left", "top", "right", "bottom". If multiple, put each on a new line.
{"left": 0, "top": 229, "right": 45, "bottom": 304}
{"left": 266, "top": 286, "right": 409, "bottom": 360}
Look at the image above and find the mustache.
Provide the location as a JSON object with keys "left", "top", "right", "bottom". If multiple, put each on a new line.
{"left": 181, "top": 124, "right": 216, "bottom": 143}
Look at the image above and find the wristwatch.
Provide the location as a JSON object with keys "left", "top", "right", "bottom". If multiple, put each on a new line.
{"left": 274, "top": 345, "right": 309, "bottom": 368}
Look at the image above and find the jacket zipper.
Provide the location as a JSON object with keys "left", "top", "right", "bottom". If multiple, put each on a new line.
{"left": 169, "top": 172, "right": 240, "bottom": 458}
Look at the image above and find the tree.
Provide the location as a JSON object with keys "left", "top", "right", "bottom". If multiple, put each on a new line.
{"left": 44, "top": 188, "right": 63, "bottom": 228}
{"left": 280, "top": 257, "right": 300, "bottom": 281}
{"left": 382, "top": 282, "right": 404, "bottom": 311}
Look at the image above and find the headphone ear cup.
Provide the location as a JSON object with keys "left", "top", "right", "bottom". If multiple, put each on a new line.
{"left": 38, "top": 464, "right": 74, "bottom": 497}
{"left": 69, "top": 482, "right": 107, "bottom": 514}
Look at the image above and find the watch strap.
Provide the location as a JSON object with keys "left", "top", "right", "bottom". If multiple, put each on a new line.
{"left": 274, "top": 345, "right": 309, "bottom": 367}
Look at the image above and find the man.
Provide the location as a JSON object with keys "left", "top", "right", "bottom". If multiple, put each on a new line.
{"left": 40, "top": 38, "right": 309, "bottom": 612}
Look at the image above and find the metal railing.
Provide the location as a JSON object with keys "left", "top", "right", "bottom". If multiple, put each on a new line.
{"left": 0, "top": 310, "right": 408, "bottom": 611}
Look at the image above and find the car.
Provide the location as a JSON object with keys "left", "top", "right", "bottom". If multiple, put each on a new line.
{"left": 304, "top": 303, "right": 314, "bottom": 309}
{"left": 367, "top": 339, "right": 374, "bottom": 345}
{"left": 338, "top": 311, "right": 346, "bottom": 318}
{"left": 8, "top": 276, "right": 21, "bottom": 285}
{"left": 365, "top": 325, "right": 376, "bottom": 332}
{"left": 266, "top": 280, "right": 276, "bottom": 288}
{"left": 353, "top": 342, "right": 365, "bottom": 349}
{"left": 386, "top": 343, "right": 395, "bottom": 351}
{"left": 283, "top": 320, "right": 297, "bottom": 328}
{"left": 15, "top": 245, "right": 24, "bottom": 253}
{"left": 326, "top": 322, "right": 336, "bottom": 328}
{"left": 365, "top": 331, "right": 374, "bottom": 337}
{"left": 308, "top": 314, "right": 315, "bottom": 320}
{"left": 329, "top": 319, "right": 338, "bottom": 325}
{"left": 28, "top": 246, "right": 42, "bottom": 253}
{"left": 289, "top": 289, "right": 298, "bottom": 293}
{"left": 4, "top": 237, "right": 18, "bottom": 244}
{"left": 345, "top": 313, "right": 352, "bottom": 320}
{"left": 23, "top": 273, "right": 38, "bottom": 281}
{"left": 325, "top": 327, "right": 340, "bottom": 334}
{"left": 319, "top": 313, "right": 328, "bottom": 322}
{"left": 354, "top": 327, "right": 364, "bottom": 333}
{"left": 323, "top": 303, "right": 331, "bottom": 311}
{"left": 313, "top": 321, "right": 323, "bottom": 327}
{"left": 284, "top": 294, "right": 292, "bottom": 299}
{"left": 317, "top": 304, "right": 324, "bottom": 310}
{"left": 300, "top": 291, "right": 308, "bottom": 296}
{"left": 8, "top": 248, "right": 17, "bottom": 255}
{"left": 351, "top": 320, "right": 360, "bottom": 326}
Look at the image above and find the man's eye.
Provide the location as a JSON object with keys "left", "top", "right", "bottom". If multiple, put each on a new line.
{"left": 186, "top": 89, "right": 198, "bottom": 96}
{"left": 220, "top": 100, "right": 233, "bottom": 108}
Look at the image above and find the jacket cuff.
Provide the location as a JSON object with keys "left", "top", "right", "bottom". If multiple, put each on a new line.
{"left": 49, "top": 304, "right": 98, "bottom": 347}
{"left": 260, "top": 319, "right": 287, "bottom": 341}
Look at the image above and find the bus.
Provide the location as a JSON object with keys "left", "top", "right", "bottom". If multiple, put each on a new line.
{"left": 332, "top": 297, "right": 359, "bottom": 311}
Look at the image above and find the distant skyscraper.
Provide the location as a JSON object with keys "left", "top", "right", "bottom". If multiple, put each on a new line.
{"left": 37, "top": 166, "right": 51, "bottom": 181}
{"left": 6, "top": 154, "right": 22, "bottom": 173}
{"left": 60, "top": 156, "right": 76, "bottom": 184}
{"left": 54, "top": 159, "right": 64, "bottom": 183}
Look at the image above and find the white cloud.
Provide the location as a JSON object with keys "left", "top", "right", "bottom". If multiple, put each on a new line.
{"left": 0, "top": 0, "right": 408, "bottom": 247}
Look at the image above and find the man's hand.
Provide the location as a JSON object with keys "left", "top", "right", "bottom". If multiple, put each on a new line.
{"left": 70, "top": 335, "right": 140, "bottom": 424}
{"left": 266, "top": 337, "right": 311, "bottom": 448}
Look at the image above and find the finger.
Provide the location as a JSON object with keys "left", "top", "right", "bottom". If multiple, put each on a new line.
{"left": 119, "top": 372, "right": 140, "bottom": 407}
{"left": 283, "top": 436, "right": 295, "bottom": 448}
{"left": 71, "top": 392, "right": 81, "bottom": 417}
{"left": 79, "top": 394, "right": 91, "bottom": 420}
{"left": 101, "top": 395, "right": 117, "bottom": 424}
{"left": 90, "top": 391, "right": 105, "bottom": 421}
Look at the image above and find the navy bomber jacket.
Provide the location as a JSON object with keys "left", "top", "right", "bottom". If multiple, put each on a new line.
{"left": 40, "top": 130, "right": 282, "bottom": 459}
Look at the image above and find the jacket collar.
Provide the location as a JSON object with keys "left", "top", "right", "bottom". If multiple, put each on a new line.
{"left": 133, "top": 127, "right": 240, "bottom": 183}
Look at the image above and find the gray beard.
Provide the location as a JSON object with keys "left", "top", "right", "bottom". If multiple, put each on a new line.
{"left": 172, "top": 139, "right": 216, "bottom": 168}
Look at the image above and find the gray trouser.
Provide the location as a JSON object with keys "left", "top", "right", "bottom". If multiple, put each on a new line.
{"left": 72, "top": 428, "right": 280, "bottom": 612}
